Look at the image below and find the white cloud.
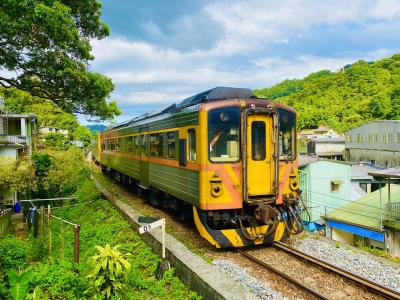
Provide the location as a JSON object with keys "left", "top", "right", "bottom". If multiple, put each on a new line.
{"left": 88, "top": 0, "right": 400, "bottom": 115}
{"left": 205, "top": 0, "right": 400, "bottom": 50}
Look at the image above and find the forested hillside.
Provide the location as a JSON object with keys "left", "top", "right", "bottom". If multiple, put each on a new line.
{"left": 254, "top": 54, "right": 400, "bottom": 133}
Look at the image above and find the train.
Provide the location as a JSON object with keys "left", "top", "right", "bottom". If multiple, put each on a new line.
{"left": 92, "top": 87, "right": 304, "bottom": 248}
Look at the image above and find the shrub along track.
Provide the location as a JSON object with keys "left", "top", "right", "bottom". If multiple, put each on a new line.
{"left": 93, "top": 167, "right": 388, "bottom": 300}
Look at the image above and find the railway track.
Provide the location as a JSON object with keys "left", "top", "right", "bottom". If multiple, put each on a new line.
{"left": 271, "top": 241, "right": 400, "bottom": 300}
{"left": 238, "top": 240, "right": 400, "bottom": 300}
{"left": 237, "top": 249, "right": 330, "bottom": 299}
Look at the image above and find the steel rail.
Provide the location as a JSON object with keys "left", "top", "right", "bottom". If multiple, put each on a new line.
{"left": 273, "top": 241, "right": 400, "bottom": 300}
{"left": 237, "top": 249, "right": 330, "bottom": 300}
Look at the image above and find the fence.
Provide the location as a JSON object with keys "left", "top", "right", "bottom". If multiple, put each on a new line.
{"left": 385, "top": 202, "right": 400, "bottom": 222}
{"left": 0, "top": 208, "right": 12, "bottom": 237}
{"left": 0, "top": 135, "right": 27, "bottom": 144}
{"left": 25, "top": 201, "right": 81, "bottom": 267}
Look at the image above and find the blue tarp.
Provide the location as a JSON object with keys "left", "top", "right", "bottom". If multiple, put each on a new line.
{"left": 327, "top": 220, "right": 384, "bottom": 242}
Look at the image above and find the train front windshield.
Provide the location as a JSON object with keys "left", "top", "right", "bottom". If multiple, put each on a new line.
{"left": 278, "top": 109, "right": 296, "bottom": 160}
{"left": 208, "top": 107, "right": 240, "bottom": 162}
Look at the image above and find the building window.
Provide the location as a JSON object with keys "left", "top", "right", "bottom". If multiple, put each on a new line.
{"left": 359, "top": 183, "right": 367, "bottom": 193}
{"left": 150, "top": 133, "right": 164, "bottom": 157}
{"left": 368, "top": 133, "right": 378, "bottom": 143}
{"left": 382, "top": 133, "right": 392, "bottom": 143}
{"left": 188, "top": 129, "right": 196, "bottom": 161}
{"left": 330, "top": 180, "right": 341, "bottom": 192}
{"left": 167, "top": 131, "right": 178, "bottom": 159}
{"left": 127, "top": 136, "right": 134, "bottom": 152}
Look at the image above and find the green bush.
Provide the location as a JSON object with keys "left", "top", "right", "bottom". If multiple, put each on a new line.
{"left": 29, "top": 239, "right": 48, "bottom": 262}
{"left": 88, "top": 244, "right": 131, "bottom": 299}
{"left": 0, "top": 236, "right": 28, "bottom": 271}
{"left": 29, "top": 260, "right": 88, "bottom": 299}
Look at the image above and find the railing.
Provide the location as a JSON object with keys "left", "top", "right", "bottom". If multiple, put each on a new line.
{"left": 0, "top": 135, "right": 27, "bottom": 144}
{"left": 0, "top": 208, "right": 12, "bottom": 237}
{"left": 385, "top": 202, "right": 400, "bottom": 221}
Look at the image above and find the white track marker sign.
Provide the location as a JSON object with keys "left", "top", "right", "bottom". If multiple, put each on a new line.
{"left": 139, "top": 218, "right": 166, "bottom": 258}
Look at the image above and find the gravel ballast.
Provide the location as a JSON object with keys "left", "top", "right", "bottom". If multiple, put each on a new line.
{"left": 292, "top": 235, "right": 400, "bottom": 292}
{"left": 213, "top": 259, "right": 287, "bottom": 300}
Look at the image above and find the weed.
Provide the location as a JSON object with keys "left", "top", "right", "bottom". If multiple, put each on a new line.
{"left": 0, "top": 236, "right": 28, "bottom": 271}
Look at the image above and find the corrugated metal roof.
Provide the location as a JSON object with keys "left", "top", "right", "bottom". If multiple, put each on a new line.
{"left": 368, "top": 167, "right": 400, "bottom": 179}
{"left": 326, "top": 184, "right": 400, "bottom": 230}
{"left": 298, "top": 155, "right": 319, "bottom": 167}
{"left": 351, "top": 164, "right": 382, "bottom": 180}
{"left": 351, "top": 183, "right": 367, "bottom": 200}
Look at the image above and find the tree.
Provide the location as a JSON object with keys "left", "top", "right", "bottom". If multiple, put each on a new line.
{"left": 73, "top": 125, "right": 93, "bottom": 147}
{"left": 254, "top": 54, "right": 400, "bottom": 133}
{"left": 0, "top": 0, "right": 121, "bottom": 120}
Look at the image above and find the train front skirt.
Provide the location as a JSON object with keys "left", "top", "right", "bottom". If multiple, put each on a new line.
{"left": 193, "top": 207, "right": 286, "bottom": 248}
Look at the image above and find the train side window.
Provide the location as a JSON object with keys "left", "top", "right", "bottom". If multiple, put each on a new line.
{"left": 167, "top": 131, "right": 178, "bottom": 159}
{"left": 188, "top": 129, "right": 196, "bottom": 161}
{"left": 116, "top": 138, "right": 121, "bottom": 152}
{"left": 127, "top": 136, "right": 134, "bottom": 152}
{"left": 133, "top": 136, "right": 139, "bottom": 154}
{"left": 101, "top": 141, "right": 105, "bottom": 152}
{"left": 110, "top": 139, "right": 115, "bottom": 151}
{"left": 140, "top": 135, "right": 147, "bottom": 156}
{"left": 150, "top": 133, "right": 164, "bottom": 157}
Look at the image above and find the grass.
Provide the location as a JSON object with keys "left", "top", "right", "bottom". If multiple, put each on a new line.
{"left": 0, "top": 178, "right": 201, "bottom": 299}
{"left": 91, "top": 166, "right": 215, "bottom": 264}
{"left": 356, "top": 243, "right": 400, "bottom": 264}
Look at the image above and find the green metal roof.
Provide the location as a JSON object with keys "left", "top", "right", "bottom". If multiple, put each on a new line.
{"left": 325, "top": 184, "right": 400, "bottom": 231}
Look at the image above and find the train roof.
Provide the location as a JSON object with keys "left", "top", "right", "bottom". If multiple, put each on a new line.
{"left": 105, "top": 87, "right": 255, "bottom": 131}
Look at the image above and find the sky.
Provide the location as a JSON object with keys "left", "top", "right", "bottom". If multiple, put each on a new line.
{"left": 86, "top": 0, "right": 400, "bottom": 125}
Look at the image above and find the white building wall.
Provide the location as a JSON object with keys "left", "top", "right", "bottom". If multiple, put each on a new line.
{"left": 332, "top": 228, "right": 354, "bottom": 245}
{"left": 0, "top": 147, "right": 18, "bottom": 159}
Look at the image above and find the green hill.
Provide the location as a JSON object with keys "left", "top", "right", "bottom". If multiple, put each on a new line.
{"left": 254, "top": 54, "right": 400, "bottom": 133}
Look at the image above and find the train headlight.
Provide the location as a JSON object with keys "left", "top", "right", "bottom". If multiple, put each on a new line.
{"left": 210, "top": 174, "right": 223, "bottom": 197}
{"left": 289, "top": 176, "right": 299, "bottom": 191}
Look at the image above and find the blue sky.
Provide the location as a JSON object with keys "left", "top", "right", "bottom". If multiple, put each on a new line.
{"left": 86, "top": 0, "right": 400, "bottom": 124}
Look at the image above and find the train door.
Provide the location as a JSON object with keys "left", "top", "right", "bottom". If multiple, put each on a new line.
{"left": 245, "top": 113, "right": 275, "bottom": 201}
{"left": 139, "top": 127, "right": 149, "bottom": 188}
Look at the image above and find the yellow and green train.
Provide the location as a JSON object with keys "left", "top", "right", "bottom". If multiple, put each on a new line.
{"left": 92, "top": 87, "right": 303, "bottom": 248}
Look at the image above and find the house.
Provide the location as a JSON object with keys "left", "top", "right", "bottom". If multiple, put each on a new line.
{"left": 344, "top": 120, "right": 400, "bottom": 168}
{"left": 39, "top": 126, "right": 69, "bottom": 136}
{"left": 307, "top": 137, "right": 345, "bottom": 160}
{"left": 0, "top": 113, "right": 37, "bottom": 205}
{"left": 298, "top": 156, "right": 352, "bottom": 225}
{"left": 324, "top": 180, "right": 400, "bottom": 256}
{"left": 299, "top": 125, "right": 340, "bottom": 139}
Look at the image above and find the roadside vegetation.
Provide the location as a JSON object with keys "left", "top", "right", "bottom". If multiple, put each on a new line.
{"left": 0, "top": 153, "right": 200, "bottom": 299}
